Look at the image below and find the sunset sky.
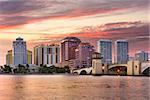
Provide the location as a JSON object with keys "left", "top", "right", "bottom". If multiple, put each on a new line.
{"left": 0, "top": 0, "right": 149, "bottom": 65}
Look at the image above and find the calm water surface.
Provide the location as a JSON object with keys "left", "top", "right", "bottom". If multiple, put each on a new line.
{"left": 0, "top": 75, "right": 149, "bottom": 100}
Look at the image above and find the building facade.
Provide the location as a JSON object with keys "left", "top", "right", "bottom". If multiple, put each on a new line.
{"left": 135, "top": 51, "right": 148, "bottom": 62}
{"left": 6, "top": 50, "right": 32, "bottom": 66}
{"left": 75, "top": 42, "right": 94, "bottom": 68}
{"left": 27, "top": 50, "right": 32, "bottom": 64}
{"left": 6, "top": 50, "right": 13, "bottom": 66}
{"left": 61, "top": 37, "right": 81, "bottom": 62}
{"left": 34, "top": 44, "right": 60, "bottom": 66}
{"left": 13, "top": 37, "right": 27, "bottom": 65}
{"left": 34, "top": 45, "right": 47, "bottom": 66}
{"left": 115, "top": 40, "right": 128, "bottom": 64}
{"left": 97, "top": 39, "right": 112, "bottom": 65}
{"left": 47, "top": 44, "right": 60, "bottom": 66}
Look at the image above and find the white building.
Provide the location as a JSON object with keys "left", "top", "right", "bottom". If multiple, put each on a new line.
{"left": 13, "top": 37, "right": 27, "bottom": 65}
{"left": 97, "top": 39, "right": 112, "bottom": 65}
{"left": 34, "top": 45, "right": 47, "bottom": 66}
{"left": 115, "top": 39, "right": 128, "bottom": 64}
{"left": 47, "top": 44, "right": 60, "bottom": 66}
{"left": 34, "top": 44, "right": 60, "bottom": 66}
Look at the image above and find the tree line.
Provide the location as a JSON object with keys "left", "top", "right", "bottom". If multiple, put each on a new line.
{"left": 0, "top": 64, "right": 70, "bottom": 74}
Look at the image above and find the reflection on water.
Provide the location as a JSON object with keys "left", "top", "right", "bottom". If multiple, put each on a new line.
{"left": 0, "top": 75, "right": 149, "bottom": 100}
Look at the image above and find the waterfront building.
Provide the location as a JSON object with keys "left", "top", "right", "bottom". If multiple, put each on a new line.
{"left": 135, "top": 51, "right": 148, "bottom": 62}
{"left": 97, "top": 39, "right": 112, "bottom": 65}
{"left": 47, "top": 44, "right": 60, "bottom": 66}
{"left": 27, "top": 50, "right": 32, "bottom": 64}
{"left": 6, "top": 50, "right": 32, "bottom": 66}
{"left": 61, "top": 37, "right": 81, "bottom": 62}
{"left": 13, "top": 37, "right": 27, "bottom": 65}
{"left": 115, "top": 39, "right": 128, "bottom": 64}
{"left": 6, "top": 50, "right": 13, "bottom": 66}
{"left": 75, "top": 42, "right": 94, "bottom": 68}
{"left": 34, "top": 44, "right": 60, "bottom": 66}
{"left": 34, "top": 45, "right": 47, "bottom": 66}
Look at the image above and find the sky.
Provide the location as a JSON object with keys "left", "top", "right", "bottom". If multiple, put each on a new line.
{"left": 0, "top": 0, "right": 149, "bottom": 65}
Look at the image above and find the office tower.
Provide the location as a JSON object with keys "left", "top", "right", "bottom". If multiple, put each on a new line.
{"left": 13, "top": 37, "right": 27, "bottom": 65}
{"left": 115, "top": 39, "right": 128, "bottom": 64}
{"left": 34, "top": 45, "right": 47, "bottom": 66}
{"left": 6, "top": 50, "right": 13, "bottom": 65}
{"left": 6, "top": 50, "right": 32, "bottom": 66}
{"left": 61, "top": 37, "right": 81, "bottom": 62}
{"left": 27, "top": 50, "right": 32, "bottom": 64}
{"left": 34, "top": 44, "right": 60, "bottom": 66}
{"left": 97, "top": 39, "right": 112, "bottom": 65}
{"left": 75, "top": 42, "right": 94, "bottom": 68}
{"left": 47, "top": 44, "right": 60, "bottom": 66}
{"left": 135, "top": 51, "right": 148, "bottom": 62}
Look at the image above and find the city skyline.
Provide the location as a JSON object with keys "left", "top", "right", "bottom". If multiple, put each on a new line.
{"left": 4, "top": 36, "right": 149, "bottom": 66}
{"left": 0, "top": 0, "right": 149, "bottom": 65}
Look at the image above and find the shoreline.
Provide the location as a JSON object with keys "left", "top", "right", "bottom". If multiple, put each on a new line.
{"left": 0, "top": 73, "right": 149, "bottom": 77}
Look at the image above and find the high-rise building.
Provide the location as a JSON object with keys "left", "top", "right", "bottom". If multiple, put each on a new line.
{"left": 34, "top": 45, "right": 47, "bottom": 66}
{"left": 27, "top": 50, "right": 32, "bottom": 64}
{"left": 61, "top": 37, "right": 81, "bottom": 62}
{"left": 47, "top": 44, "right": 60, "bottom": 66}
{"left": 6, "top": 50, "right": 32, "bottom": 65}
{"left": 135, "top": 51, "right": 148, "bottom": 62}
{"left": 34, "top": 44, "right": 60, "bottom": 66}
{"left": 13, "top": 37, "right": 27, "bottom": 65}
{"left": 115, "top": 39, "right": 128, "bottom": 64}
{"left": 75, "top": 42, "right": 94, "bottom": 68}
{"left": 97, "top": 39, "right": 112, "bottom": 65}
{"left": 6, "top": 50, "right": 13, "bottom": 65}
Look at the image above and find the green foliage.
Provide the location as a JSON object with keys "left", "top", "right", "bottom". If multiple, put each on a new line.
{"left": 2, "top": 65, "right": 12, "bottom": 73}
{"left": 1, "top": 64, "right": 70, "bottom": 74}
{"left": 39, "top": 65, "right": 70, "bottom": 74}
{"left": 13, "top": 64, "right": 30, "bottom": 74}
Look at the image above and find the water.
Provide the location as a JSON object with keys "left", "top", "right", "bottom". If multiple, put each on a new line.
{"left": 0, "top": 75, "right": 149, "bottom": 100}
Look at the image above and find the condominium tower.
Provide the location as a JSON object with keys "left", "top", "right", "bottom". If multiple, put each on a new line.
{"left": 75, "top": 42, "right": 94, "bottom": 68}
{"left": 13, "top": 37, "right": 27, "bottom": 65}
{"left": 61, "top": 37, "right": 81, "bottom": 62}
{"left": 97, "top": 39, "right": 112, "bottom": 64}
{"left": 115, "top": 39, "right": 128, "bottom": 64}
{"left": 34, "top": 44, "right": 60, "bottom": 66}
{"left": 6, "top": 50, "right": 32, "bottom": 66}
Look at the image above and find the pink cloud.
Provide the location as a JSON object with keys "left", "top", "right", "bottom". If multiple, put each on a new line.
{"left": 0, "top": 0, "right": 148, "bottom": 30}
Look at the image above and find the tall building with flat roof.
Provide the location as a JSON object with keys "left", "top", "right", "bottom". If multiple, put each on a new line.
{"left": 6, "top": 50, "right": 13, "bottom": 66}
{"left": 27, "top": 50, "right": 32, "bottom": 64}
{"left": 34, "top": 45, "right": 47, "bottom": 66}
{"left": 6, "top": 50, "right": 32, "bottom": 65}
{"left": 34, "top": 44, "right": 60, "bottom": 66}
{"left": 47, "top": 44, "right": 60, "bottom": 66}
{"left": 61, "top": 37, "right": 81, "bottom": 62}
{"left": 135, "top": 51, "right": 148, "bottom": 62}
{"left": 115, "top": 39, "right": 128, "bottom": 64}
{"left": 75, "top": 42, "right": 94, "bottom": 68}
{"left": 13, "top": 37, "right": 27, "bottom": 65}
{"left": 97, "top": 39, "right": 112, "bottom": 65}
